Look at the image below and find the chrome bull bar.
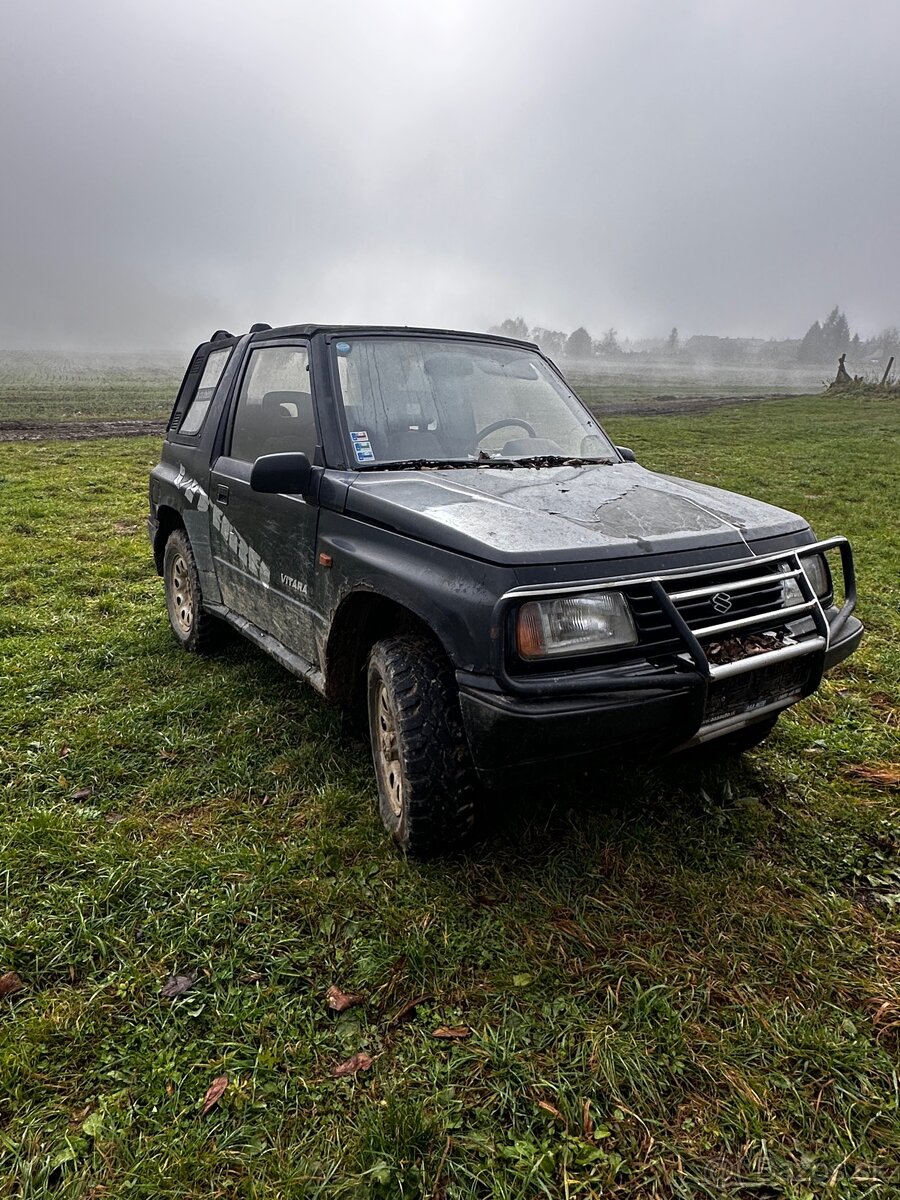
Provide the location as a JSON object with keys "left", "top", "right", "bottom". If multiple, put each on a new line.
{"left": 493, "top": 537, "right": 857, "bottom": 698}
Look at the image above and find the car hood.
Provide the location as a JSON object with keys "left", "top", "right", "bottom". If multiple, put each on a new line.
{"left": 345, "top": 462, "right": 810, "bottom": 565}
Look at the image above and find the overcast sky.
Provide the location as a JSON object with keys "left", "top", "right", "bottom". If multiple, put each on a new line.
{"left": 1, "top": 0, "right": 898, "bottom": 351}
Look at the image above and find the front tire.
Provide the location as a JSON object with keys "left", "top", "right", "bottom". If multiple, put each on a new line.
{"left": 366, "top": 634, "right": 477, "bottom": 858}
{"left": 163, "top": 528, "right": 223, "bottom": 653}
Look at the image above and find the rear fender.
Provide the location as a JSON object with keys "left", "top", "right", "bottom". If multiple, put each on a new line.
{"left": 150, "top": 457, "right": 222, "bottom": 604}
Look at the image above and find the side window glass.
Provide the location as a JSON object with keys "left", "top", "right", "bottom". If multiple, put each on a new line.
{"left": 230, "top": 346, "right": 315, "bottom": 463}
{"left": 178, "top": 347, "right": 231, "bottom": 435}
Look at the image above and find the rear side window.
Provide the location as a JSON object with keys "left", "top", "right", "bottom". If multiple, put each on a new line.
{"left": 178, "top": 347, "right": 232, "bottom": 435}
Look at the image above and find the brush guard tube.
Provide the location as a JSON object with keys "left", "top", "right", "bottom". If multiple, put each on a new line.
{"left": 458, "top": 538, "right": 861, "bottom": 779}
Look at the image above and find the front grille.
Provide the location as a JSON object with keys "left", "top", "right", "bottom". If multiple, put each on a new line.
{"left": 703, "top": 656, "right": 812, "bottom": 723}
{"left": 626, "top": 562, "right": 787, "bottom": 654}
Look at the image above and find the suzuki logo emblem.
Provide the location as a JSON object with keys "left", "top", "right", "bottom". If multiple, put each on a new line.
{"left": 712, "top": 592, "right": 733, "bottom": 614}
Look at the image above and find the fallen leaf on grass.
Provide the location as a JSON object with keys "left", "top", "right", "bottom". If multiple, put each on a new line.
{"left": 844, "top": 763, "right": 900, "bottom": 790}
{"left": 431, "top": 1026, "right": 470, "bottom": 1040}
{"left": 326, "top": 984, "right": 364, "bottom": 1013}
{"left": 868, "top": 996, "right": 900, "bottom": 1040}
{"left": 0, "top": 972, "right": 24, "bottom": 997}
{"left": 537, "top": 1099, "right": 563, "bottom": 1120}
{"left": 582, "top": 1099, "right": 594, "bottom": 1140}
{"left": 868, "top": 693, "right": 899, "bottom": 727}
{"left": 388, "top": 994, "right": 430, "bottom": 1026}
{"left": 331, "top": 1052, "right": 373, "bottom": 1078}
{"left": 71, "top": 788, "right": 93, "bottom": 802}
{"left": 160, "top": 969, "right": 200, "bottom": 998}
{"left": 200, "top": 1074, "right": 228, "bottom": 1116}
{"left": 81, "top": 1109, "right": 105, "bottom": 1137}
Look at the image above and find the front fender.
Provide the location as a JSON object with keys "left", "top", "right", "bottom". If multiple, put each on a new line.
{"left": 315, "top": 509, "right": 512, "bottom": 674}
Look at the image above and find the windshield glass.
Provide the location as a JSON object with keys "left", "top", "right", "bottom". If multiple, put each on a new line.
{"left": 332, "top": 337, "right": 617, "bottom": 466}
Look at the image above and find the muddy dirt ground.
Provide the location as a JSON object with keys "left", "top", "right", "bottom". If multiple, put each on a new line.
{"left": 0, "top": 393, "right": 802, "bottom": 443}
{"left": 0, "top": 418, "right": 167, "bottom": 442}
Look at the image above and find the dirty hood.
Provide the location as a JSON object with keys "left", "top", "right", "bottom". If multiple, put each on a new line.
{"left": 345, "top": 462, "right": 810, "bottom": 565}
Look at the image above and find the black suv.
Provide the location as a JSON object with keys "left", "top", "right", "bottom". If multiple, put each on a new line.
{"left": 149, "top": 324, "right": 863, "bottom": 856}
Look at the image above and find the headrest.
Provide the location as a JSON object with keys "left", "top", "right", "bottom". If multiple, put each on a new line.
{"left": 424, "top": 354, "right": 474, "bottom": 380}
{"left": 386, "top": 404, "right": 431, "bottom": 432}
{"left": 476, "top": 356, "right": 539, "bottom": 380}
{"left": 262, "top": 390, "right": 306, "bottom": 415}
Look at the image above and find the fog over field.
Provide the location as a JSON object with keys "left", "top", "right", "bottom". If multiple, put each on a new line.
{"left": 1, "top": 0, "right": 898, "bottom": 356}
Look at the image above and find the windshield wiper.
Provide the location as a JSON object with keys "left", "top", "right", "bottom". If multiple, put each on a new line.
{"left": 355, "top": 458, "right": 486, "bottom": 472}
{"left": 492, "top": 455, "right": 615, "bottom": 468}
{"left": 356, "top": 455, "right": 615, "bottom": 473}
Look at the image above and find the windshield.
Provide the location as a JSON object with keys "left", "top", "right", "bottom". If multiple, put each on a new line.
{"left": 332, "top": 337, "right": 617, "bottom": 467}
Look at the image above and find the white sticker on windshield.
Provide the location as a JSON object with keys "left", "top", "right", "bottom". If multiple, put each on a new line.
{"left": 350, "top": 430, "right": 375, "bottom": 463}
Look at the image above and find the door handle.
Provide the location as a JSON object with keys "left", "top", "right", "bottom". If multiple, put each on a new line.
{"left": 216, "top": 484, "right": 230, "bottom": 505}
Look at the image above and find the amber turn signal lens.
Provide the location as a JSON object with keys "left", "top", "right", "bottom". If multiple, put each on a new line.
{"left": 516, "top": 603, "right": 545, "bottom": 658}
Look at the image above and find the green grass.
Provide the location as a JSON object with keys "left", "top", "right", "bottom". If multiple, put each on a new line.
{"left": 567, "top": 361, "right": 826, "bottom": 406}
{"left": 0, "top": 353, "right": 181, "bottom": 423}
{"left": 0, "top": 353, "right": 823, "bottom": 427}
{"left": 1, "top": 395, "right": 899, "bottom": 1198}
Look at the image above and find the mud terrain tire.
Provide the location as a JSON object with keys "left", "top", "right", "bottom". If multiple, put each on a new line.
{"left": 366, "top": 634, "right": 477, "bottom": 858}
{"left": 163, "top": 529, "right": 224, "bottom": 653}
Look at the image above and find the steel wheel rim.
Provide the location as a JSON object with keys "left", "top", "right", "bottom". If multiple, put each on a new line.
{"left": 375, "top": 681, "right": 403, "bottom": 818}
{"left": 170, "top": 553, "right": 194, "bottom": 634}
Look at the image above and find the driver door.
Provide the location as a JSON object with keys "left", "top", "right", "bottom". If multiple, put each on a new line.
{"left": 208, "top": 342, "right": 324, "bottom": 666}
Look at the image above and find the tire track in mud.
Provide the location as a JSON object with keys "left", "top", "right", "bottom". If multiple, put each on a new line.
{"left": 0, "top": 392, "right": 805, "bottom": 442}
{"left": 588, "top": 392, "right": 805, "bottom": 417}
{"left": 0, "top": 418, "right": 167, "bottom": 442}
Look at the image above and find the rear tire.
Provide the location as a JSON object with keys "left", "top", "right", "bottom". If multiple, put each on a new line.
{"left": 366, "top": 634, "right": 477, "bottom": 858}
{"left": 163, "top": 529, "right": 224, "bottom": 653}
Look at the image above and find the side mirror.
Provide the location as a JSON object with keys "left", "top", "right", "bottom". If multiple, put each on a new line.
{"left": 250, "top": 452, "right": 314, "bottom": 497}
{"left": 615, "top": 445, "right": 637, "bottom": 463}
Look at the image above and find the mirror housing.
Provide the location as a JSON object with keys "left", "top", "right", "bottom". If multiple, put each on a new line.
{"left": 615, "top": 445, "right": 637, "bottom": 463}
{"left": 250, "top": 452, "right": 314, "bottom": 497}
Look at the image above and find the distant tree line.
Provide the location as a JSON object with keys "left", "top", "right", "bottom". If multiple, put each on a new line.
{"left": 489, "top": 308, "right": 900, "bottom": 369}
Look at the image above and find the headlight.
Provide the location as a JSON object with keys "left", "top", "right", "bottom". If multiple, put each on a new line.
{"left": 802, "top": 553, "right": 832, "bottom": 599}
{"left": 781, "top": 553, "right": 832, "bottom": 604}
{"left": 516, "top": 592, "right": 638, "bottom": 659}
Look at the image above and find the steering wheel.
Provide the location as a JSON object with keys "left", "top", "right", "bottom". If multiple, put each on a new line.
{"left": 476, "top": 417, "right": 537, "bottom": 442}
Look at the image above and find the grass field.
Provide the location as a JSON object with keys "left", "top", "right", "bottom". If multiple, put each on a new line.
{"left": 0, "top": 353, "right": 182, "bottom": 424}
{"left": 1, "top": 395, "right": 898, "bottom": 1198}
{"left": 567, "top": 361, "right": 827, "bottom": 406}
{"left": 0, "top": 352, "right": 827, "bottom": 428}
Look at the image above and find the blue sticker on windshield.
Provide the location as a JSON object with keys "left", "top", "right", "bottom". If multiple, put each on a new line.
{"left": 336, "top": 341, "right": 351, "bottom": 355}
{"left": 350, "top": 430, "right": 375, "bottom": 463}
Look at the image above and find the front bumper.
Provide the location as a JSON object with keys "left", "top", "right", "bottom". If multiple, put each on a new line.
{"left": 457, "top": 538, "right": 863, "bottom": 783}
